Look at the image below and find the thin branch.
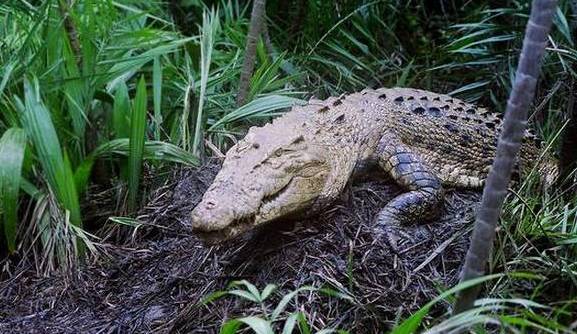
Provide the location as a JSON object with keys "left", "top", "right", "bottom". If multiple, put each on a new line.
{"left": 453, "top": 0, "right": 557, "bottom": 313}
{"left": 236, "top": 0, "right": 267, "bottom": 107}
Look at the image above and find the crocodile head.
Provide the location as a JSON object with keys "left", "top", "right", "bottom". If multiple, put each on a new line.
{"left": 191, "top": 124, "right": 331, "bottom": 243}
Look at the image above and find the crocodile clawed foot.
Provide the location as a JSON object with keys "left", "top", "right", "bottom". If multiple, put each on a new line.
{"left": 374, "top": 224, "right": 414, "bottom": 253}
{"left": 374, "top": 210, "right": 434, "bottom": 253}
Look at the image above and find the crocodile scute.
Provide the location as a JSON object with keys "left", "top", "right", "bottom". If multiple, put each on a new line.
{"left": 190, "top": 88, "right": 558, "bottom": 249}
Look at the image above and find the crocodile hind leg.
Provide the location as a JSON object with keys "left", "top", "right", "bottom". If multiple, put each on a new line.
{"left": 373, "top": 134, "right": 445, "bottom": 252}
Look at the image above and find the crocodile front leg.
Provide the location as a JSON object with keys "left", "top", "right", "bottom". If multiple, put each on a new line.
{"left": 373, "top": 134, "right": 445, "bottom": 252}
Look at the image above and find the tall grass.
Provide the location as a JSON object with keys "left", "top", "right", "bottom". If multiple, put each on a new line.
{"left": 127, "top": 76, "right": 147, "bottom": 212}
{"left": 0, "top": 0, "right": 575, "bottom": 331}
{"left": 0, "top": 0, "right": 301, "bottom": 268}
{"left": 0, "top": 128, "right": 26, "bottom": 252}
{"left": 19, "top": 77, "right": 82, "bottom": 230}
{"left": 192, "top": 9, "right": 220, "bottom": 157}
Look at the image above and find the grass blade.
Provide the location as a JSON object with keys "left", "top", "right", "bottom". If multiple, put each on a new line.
{"left": 192, "top": 9, "right": 219, "bottom": 157}
{"left": 128, "top": 76, "right": 147, "bottom": 212}
{"left": 391, "top": 273, "right": 504, "bottom": 334}
{"left": 94, "top": 139, "right": 199, "bottom": 166}
{"left": 220, "top": 317, "right": 273, "bottom": 334}
{"left": 272, "top": 286, "right": 315, "bottom": 320}
{"left": 0, "top": 128, "right": 27, "bottom": 252}
{"left": 208, "top": 95, "right": 305, "bottom": 131}
{"left": 113, "top": 81, "right": 131, "bottom": 139}
{"left": 153, "top": 56, "right": 162, "bottom": 141}
{"left": 19, "top": 77, "right": 84, "bottom": 258}
{"left": 20, "top": 78, "right": 82, "bottom": 229}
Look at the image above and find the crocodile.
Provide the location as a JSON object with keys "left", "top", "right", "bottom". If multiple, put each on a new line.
{"left": 190, "top": 88, "right": 558, "bottom": 249}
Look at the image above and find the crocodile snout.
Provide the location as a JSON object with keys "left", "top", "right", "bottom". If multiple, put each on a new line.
{"left": 190, "top": 200, "right": 233, "bottom": 233}
{"left": 191, "top": 198, "right": 259, "bottom": 244}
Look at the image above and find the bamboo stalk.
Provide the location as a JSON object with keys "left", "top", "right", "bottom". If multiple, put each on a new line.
{"left": 453, "top": 0, "right": 557, "bottom": 313}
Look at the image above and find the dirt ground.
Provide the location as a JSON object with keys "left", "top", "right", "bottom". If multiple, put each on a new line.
{"left": 0, "top": 162, "right": 480, "bottom": 333}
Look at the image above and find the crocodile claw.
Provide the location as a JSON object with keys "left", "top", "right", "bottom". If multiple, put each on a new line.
{"left": 374, "top": 224, "right": 412, "bottom": 253}
{"left": 374, "top": 213, "right": 433, "bottom": 254}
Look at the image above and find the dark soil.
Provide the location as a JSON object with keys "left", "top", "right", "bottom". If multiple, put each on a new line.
{"left": 0, "top": 162, "right": 480, "bottom": 333}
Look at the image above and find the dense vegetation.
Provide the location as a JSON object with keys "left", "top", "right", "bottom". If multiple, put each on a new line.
{"left": 0, "top": 0, "right": 576, "bottom": 332}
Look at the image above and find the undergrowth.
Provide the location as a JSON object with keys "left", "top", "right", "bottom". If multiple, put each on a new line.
{"left": 0, "top": 0, "right": 576, "bottom": 332}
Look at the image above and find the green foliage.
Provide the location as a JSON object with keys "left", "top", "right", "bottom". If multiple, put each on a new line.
{"left": 152, "top": 56, "right": 163, "bottom": 141}
{"left": 127, "top": 76, "right": 147, "bottom": 212}
{"left": 0, "top": 0, "right": 576, "bottom": 331}
{"left": 0, "top": 0, "right": 298, "bottom": 266}
{"left": 389, "top": 273, "right": 563, "bottom": 333}
{"left": 203, "top": 280, "right": 346, "bottom": 334}
{"left": 19, "top": 78, "right": 82, "bottom": 229}
{"left": 0, "top": 128, "right": 27, "bottom": 252}
{"left": 191, "top": 8, "right": 219, "bottom": 156}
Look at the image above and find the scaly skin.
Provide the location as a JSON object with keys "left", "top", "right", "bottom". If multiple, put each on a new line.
{"left": 190, "top": 88, "right": 558, "bottom": 248}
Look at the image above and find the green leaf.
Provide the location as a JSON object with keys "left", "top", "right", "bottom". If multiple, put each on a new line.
{"left": 192, "top": 9, "right": 220, "bottom": 156}
{"left": 127, "top": 76, "right": 147, "bottom": 212}
{"left": 74, "top": 157, "right": 95, "bottom": 197}
{"left": 103, "top": 37, "right": 195, "bottom": 89}
{"left": 318, "top": 288, "right": 354, "bottom": 303}
{"left": 152, "top": 56, "right": 162, "bottom": 140}
{"left": 75, "top": 137, "right": 199, "bottom": 199}
{"left": 20, "top": 78, "right": 82, "bottom": 229}
{"left": 391, "top": 273, "right": 504, "bottom": 334}
{"left": 20, "top": 178, "right": 42, "bottom": 200}
{"left": 553, "top": 6, "right": 572, "bottom": 47}
{"left": 0, "top": 128, "right": 27, "bottom": 252}
{"left": 208, "top": 95, "right": 305, "bottom": 131}
{"left": 237, "top": 317, "right": 274, "bottom": 334}
{"left": 113, "top": 81, "right": 130, "bottom": 139}
{"left": 272, "top": 286, "right": 315, "bottom": 320}
{"left": 0, "top": 61, "right": 16, "bottom": 97}
{"left": 230, "top": 280, "right": 263, "bottom": 302}
{"left": 248, "top": 54, "right": 296, "bottom": 100}
{"left": 396, "top": 60, "right": 414, "bottom": 87}
{"left": 282, "top": 313, "right": 299, "bottom": 334}
{"left": 220, "top": 319, "right": 243, "bottom": 334}
{"left": 296, "top": 312, "right": 312, "bottom": 334}
{"left": 62, "top": 38, "right": 88, "bottom": 151}
{"left": 93, "top": 139, "right": 199, "bottom": 166}
{"left": 448, "top": 81, "right": 491, "bottom": 96}
{"left": 228, "top": 289, "right": 261, "bottom": 303}
{"left": 60, "top": 150, "right": 82, "bottom": 227}
{"left": 220, "top": 317, "right": 274, "bottom": 334}
{"left": 260, "top": 284, "right": 277, "bottom": 302}
{"left": 200, "top": 290, "right": 229, "bottom": 305}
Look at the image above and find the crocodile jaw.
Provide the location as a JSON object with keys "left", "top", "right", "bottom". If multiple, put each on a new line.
{"left": 190, "top": 168, "right": 330, "bottom": 244}
{"left": 190, "top": 212, "right": 257, "bottom": 244}
{"left": 190, "top": 117, "right": 337, "bottom": 243}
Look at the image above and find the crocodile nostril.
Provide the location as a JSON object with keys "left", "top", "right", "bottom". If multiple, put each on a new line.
{"left": 206, "top": 201, "right": 216, "bottom": 208}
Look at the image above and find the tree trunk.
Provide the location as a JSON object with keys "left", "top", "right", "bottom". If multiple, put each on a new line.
{"left": 559, "top": 1, "right": 577, "bottom": 186}
{"left": 453, "top": 0, "right": 557, "bottom": 313}
{"left": 58, "top": 0, "right": 82, "bottom": 68}
{"left": 236, "top": 0, "right": 267, "bottom": 107}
